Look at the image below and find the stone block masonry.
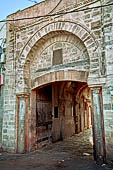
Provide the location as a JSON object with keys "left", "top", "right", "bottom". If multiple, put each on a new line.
{"left": 1, "top": 0, "right": 113, "bottom": 164}
{"left": 0, "top": 86, "right": 4, "bottom": 147}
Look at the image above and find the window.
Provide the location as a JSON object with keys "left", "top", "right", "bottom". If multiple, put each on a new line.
{"left": 54, "top": 107, "right": 58, "bottom": 118}
{"left": 53, "top": 49, "right": 63, "bottom": 66}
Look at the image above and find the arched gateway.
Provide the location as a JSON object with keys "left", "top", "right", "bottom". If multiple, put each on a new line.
{"left": 16, "top": 20, "right": 99, "bottom": 93}
{"left": 17, "top": 70, "right": 90, "bottom": 150}
{"left": 14, "top": 20, "right": 105, "bottom": 163}
{"left": 2, "top": 0, "right": 113, "bottom": 165}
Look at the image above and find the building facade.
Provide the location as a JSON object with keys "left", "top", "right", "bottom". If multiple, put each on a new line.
{"left": 1, "top": 0, "right": 113, "bottom": 164}
{"left": 0, "top": 23, "right": 6, "bottom": 150}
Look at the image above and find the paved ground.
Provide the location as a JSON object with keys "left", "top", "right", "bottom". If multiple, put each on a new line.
{"left": 0, "top": 129, "right": 112, "bottom": 170}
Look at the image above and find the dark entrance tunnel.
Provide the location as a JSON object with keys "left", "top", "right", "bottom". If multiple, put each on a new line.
{"left": 36, "top": 85, "right": 52, "bottom": 144}
{"left": 35, "top": 81, "right": 93, "bottom": 156}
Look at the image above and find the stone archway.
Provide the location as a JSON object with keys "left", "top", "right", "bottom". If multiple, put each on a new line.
{"left": 16, "top": 20, "right": 106, "bottom": 164}
{"left": 18, "top": 71, "right": 105, "bottom": 164}
{"left": 19, "top": 20, "right": 98, "bottom": 59}
{"left": 23, "top": 31, "right": 90, "bottom": 93}
{"left": 16, "top": 20, "right": 99, "bottom": 94}
{"left": 28, "top": 70, "right": 89, "bottom": 151}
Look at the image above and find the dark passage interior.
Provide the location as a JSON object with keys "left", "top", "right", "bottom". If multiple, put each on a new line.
{"left": 36, "top": 81, "right": 93, "bottom": 153}
{"left": 36, "top": 85, "right": 52, "bottom": 143}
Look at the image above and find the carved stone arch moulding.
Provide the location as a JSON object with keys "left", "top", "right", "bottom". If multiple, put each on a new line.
{"left": 16, "top": 20, "right": 99, "bottom": 93}
{"left": 26, "top": 32, "right": 90, "bottom": 81}
{"left": 18, "top": 20, "right": 99, "bottom": 66}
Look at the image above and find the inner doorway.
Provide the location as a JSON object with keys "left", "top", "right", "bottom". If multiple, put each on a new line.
{"left": 35, "top": 81, "right": 93, "bottom": 153}
{"left": 36, "top": 85, "right": 52, "bottom": 144}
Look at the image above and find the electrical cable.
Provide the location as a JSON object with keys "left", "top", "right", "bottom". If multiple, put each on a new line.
{"left": 48, "top": 0, "right": 63, "bottom": 14}
{"left": 28, "top": 0, "right": 37, "bottom": 4}
{"left": 0, "top": 23, "right": 6, "bottom": 32}
{"left": 0, "top": 23, "right": 6, "bottom": 46}
{"left": 0, "top": 2, "right": 113, "bottom": 23}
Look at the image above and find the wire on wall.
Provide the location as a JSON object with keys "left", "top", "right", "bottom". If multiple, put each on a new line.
{"left": 0, "top": 2, "right": 113, "bottom": 23}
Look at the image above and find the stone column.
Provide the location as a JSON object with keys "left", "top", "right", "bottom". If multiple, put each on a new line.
{"left": 17, "top": 94, "right": 29, "bottom": 153}
{"left": 91, "top": 87, "right": 106, "bottom": 164}
{"left": 80, "top": 98, "right": 84, "bottom": 132}
{"left": 52, "top": 83, "right": 61, "bottom": 142}
{"left": 75, "top": 102, "right": 80, "bottom": 133}
{"left": 29, "top": 90, "right": 36, "bottom": 151}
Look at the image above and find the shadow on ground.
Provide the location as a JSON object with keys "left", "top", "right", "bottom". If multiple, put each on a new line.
{"left": 0, "top": 129, "right": 112, "bottom": 170}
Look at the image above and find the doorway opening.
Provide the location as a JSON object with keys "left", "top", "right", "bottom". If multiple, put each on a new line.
{"left": 36, "top": 84, "right": 52, "bottom": 145}
{"left": 35, "top": 81, "right": 93, "bottom": 155}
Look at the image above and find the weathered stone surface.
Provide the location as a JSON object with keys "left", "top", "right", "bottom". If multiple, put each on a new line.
{"left": 91, "top": 21, "right": 101, "bottom": 30}
{"left": 0, "top": 0, "right": 113, "bottom": 164}
{"left": 0, "top": 86, "right": 4, "bottom": 147}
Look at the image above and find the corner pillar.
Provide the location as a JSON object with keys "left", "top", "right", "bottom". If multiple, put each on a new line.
{"left": 17, "top": 94, "right": 29, "bottom": 153}
{"left": 91, "top": 87, "right": 106, "bottom": 164}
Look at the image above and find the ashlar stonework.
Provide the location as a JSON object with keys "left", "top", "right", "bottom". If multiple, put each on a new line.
{"left": 1, "top": 0, "right": 113, "bottom": 164}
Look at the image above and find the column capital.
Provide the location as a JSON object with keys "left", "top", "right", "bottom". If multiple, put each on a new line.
{"left": 16, "top": 93, "right": 29, "bottom": 98}
{"left": 90, "top": 86, "right": 102, "bottom": 94}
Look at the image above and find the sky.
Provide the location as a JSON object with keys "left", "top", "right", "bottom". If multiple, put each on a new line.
{"left": 0, "top": 0, "right": 44, "bottom": 45}
{"left": 0, "top": 0, "right": 44, "bottom": 21}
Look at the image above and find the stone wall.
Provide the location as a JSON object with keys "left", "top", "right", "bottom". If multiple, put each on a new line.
{"left": 0, "top": 86, "right": 4, "bottom": 147}
{"left": 2, "top": 25, "right": 17, "bottom": 152}
{"left": 30, "top": 34, "right": 89, "bottom": 80}
{"left": 2, "top": 0, "right": 113, "bottom": 161}
{"left": 101, "top": 0, "right": 113, "bottom": 160}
